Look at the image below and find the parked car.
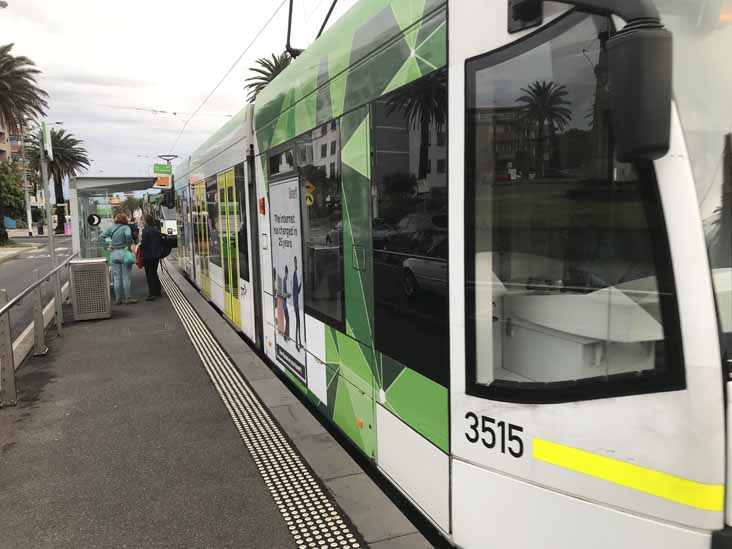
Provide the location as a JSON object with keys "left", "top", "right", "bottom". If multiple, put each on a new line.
{"left": 401, "top": 237, "right": 448, "bottom": 297}
{"left": 325, "top": 218, "right": 394, "bottom": 248}
{"left": 372, "top": 218, "right": 394, "bottom": 249}
{"left": 388, "top": 212, "right": 447, "bottom": 254}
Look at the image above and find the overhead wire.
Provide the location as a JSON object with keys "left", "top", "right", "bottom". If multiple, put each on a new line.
{"left": 168, "top": 0, "right": 288, "bottom": 154}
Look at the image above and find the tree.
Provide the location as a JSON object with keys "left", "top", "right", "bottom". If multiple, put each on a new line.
{"left": 244, "top": 52, "right": 292, "bottom": 103}
{"left": 0, "top": 43, "right": 48, "bottom": 244}
{"left": 0, "top": 44, "right": 48, "bottom": 131}
{"left": 28, "top": 128, "right": 90, "bottom": 233}
{"left": 385, "top": 70, "right": 447, "bottom": 180}
{"left": 516, "top": 81, "right": 572, "bottom": 176}
{"left": 121, "top": 195, "right": 143, "bottom": 219}
{"left": 0, "top": 161, "right": 24, "bottom": 230}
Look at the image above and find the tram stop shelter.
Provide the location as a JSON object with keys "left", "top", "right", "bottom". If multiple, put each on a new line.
{"left": 69, "top": 176, "right": 158, "bottom": 258}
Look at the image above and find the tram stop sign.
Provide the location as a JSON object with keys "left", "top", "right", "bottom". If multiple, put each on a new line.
{"left": 153, "top": 163, "right": 173, "bottom": 189}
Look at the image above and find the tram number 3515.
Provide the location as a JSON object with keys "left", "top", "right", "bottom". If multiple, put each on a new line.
{"left": 465, "top": 412, "right": 524, "bottom": 458}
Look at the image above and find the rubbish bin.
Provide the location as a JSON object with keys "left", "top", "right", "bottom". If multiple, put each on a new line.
{"left": 70, "top": 258, "right": 111, "bottom": 321}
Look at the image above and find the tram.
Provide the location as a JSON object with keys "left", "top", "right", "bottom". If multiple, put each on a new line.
{"left": 143, "top": 192, "right": 178, "bottom": 246}
{"left": 173, "top": 1, "right": 732, "bottom": 546}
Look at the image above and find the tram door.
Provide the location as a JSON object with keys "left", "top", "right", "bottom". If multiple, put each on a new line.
{"left": 218, "top": 168, "right": 241, "bottom": 327}
{"left": 449, "top": 4, "right": 725, "bottom": 548}
{"left": 193, "top": 181, "right": 211, "bottom": 298}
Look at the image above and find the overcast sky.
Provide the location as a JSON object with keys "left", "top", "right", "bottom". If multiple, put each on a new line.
{"left": 0, "top": 0, "right": 359, "bottom": 185}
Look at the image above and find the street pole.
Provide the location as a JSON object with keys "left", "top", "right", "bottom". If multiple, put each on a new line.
{"left": 20, "top": 124, "right": 33, "bottom": 237}
{"left": 39, "top": 131, "right": 62, "bottom": 335}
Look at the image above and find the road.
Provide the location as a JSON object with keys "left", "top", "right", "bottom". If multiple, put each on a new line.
{"left": 0, "top": 237, "right": 73, "bottom": 340}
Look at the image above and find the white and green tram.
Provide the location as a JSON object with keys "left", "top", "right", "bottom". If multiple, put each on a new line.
{"left": 173, "top": 0, "right": 732, "bottom": 546}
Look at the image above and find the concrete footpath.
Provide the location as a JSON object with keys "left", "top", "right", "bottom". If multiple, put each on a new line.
{"left": 0, "top": 270, "right": 295, "bottom": 547}
{"left": 0, "top": 265, "right": 438, "bottom": 548}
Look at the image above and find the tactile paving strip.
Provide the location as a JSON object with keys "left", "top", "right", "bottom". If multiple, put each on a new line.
{"left": 160, "top": 267, "right": 365, "bottom": 549}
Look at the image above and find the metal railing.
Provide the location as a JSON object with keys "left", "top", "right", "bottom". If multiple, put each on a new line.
{"left": 0, "top": 252, "right": 79, "bottom": 407}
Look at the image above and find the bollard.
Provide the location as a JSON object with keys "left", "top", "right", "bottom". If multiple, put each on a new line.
{"left": 0, "top": 289, "right": 17, "bottom": 407}
{"left": 53, "top": 271, "right": 63, "bottom": 336}
{"left": 32, "top": 270, "right": 48, "bottom": 356}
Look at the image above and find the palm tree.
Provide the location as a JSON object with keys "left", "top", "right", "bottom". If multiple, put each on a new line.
{"left": 121, "top": 195, "right": 143, "bottom": 219}
{"left": 0, "top": 44, "right": 48, "bottom": 130}
{"left": 516, "top": 81, "right": 572, "bottom": 176}
{"left": 385, "top": 70, "right": 448, "bottom": 180}
{"left": 244, "top": 52, "right": 292, "bottom": 103}
{"left": 29, "top": 128, "right": 90, "bottom": 233}
{"left": 0, "top": 43, "right": 48, "bottom": 244}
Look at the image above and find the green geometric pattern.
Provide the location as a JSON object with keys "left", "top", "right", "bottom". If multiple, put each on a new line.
{"left": 382, "top": 356, "right": 449, "bottom": 453}
{"left": 340, "top": 117, "right": 370, "bottom": 179}
{"left": 326, "top": 326, "right": 377, "bottom": 458}
{"left": 253, "top": 0, "right": 449, "bottom": 460}
{"left": 254, "top": 1, "right": 446, "bottom": 152}
{"left": 341, "top": 107, "right": 374, "bottom": 352}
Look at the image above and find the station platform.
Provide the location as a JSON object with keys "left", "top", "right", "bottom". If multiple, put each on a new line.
{"left": 0, "top": 263, "right": 436, "bottom": 548}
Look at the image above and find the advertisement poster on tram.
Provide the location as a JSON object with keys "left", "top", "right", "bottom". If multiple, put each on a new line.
{"left": 269, "top": 177, "right": 307, "bottom": 384}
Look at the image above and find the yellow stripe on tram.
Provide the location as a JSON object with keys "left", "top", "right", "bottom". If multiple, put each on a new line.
{"left": 533, "top": 438, "right": 724, "bottom": 512}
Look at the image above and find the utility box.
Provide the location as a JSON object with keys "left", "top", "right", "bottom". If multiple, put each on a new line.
{"left": 70, "top": 258, "right": 111, "bottom": 321}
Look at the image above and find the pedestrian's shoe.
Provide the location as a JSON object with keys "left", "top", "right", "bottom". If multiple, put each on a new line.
{"left": 146, "top": 296, "right": 156, "bottom": 301}
{"left": 125, "top": 298, "right": 139, "bottom": 304}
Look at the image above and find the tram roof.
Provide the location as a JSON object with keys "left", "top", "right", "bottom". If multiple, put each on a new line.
{"left": 253, "top": 0, "right": 447, "bottom": 152}
{"left": 173, "top": 107, "right": 251, "bottom": 188}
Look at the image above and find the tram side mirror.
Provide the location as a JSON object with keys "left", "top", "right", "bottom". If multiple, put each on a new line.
{"left": 606, "top": 25, "right": 672, "bottom": 162}
{"left": 507, "top": 0, "right": 673, "bottom": 162}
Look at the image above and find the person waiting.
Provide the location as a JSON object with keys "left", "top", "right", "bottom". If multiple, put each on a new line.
{"left": 100, "top": 213, "right": 137, "bottom": 305}
{"left": 139, "top": 214, "right": 165, "bottom": 301}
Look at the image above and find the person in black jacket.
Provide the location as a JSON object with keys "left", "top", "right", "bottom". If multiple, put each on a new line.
{"left": 140, "top": 214, "right": 165, "bottom": 301}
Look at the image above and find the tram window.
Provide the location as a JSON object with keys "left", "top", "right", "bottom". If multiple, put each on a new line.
{"left": 270, "top": 149, "right": 294, "bottom": 177}
{"left": 465, "top": 13, "right": 682, "bottom": 401}
{"left": 206, "top": 176, "right": 222, "bottom": 267}
{"left": 297, "top": 121, "right": 345, "bottom": 328}
{"left": 372, "top": 68, "right": 449, "bottom": 388}
{"left": 235, "top": 163, "right": 250, "bottom": 282}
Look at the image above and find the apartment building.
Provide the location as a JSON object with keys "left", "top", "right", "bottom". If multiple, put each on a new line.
{"left": 0, "top": 117, "right": 10, "bottom": 162}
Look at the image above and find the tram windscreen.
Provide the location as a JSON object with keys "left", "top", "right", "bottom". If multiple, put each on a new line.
{"left": 466, "top": 13, "right": 676, "bottom": 388}
{"left": 654, "top": 0, "right": 732, "bottom": 349}
{"left": 160, "top": 205, "right": 176, "bottom": 220}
